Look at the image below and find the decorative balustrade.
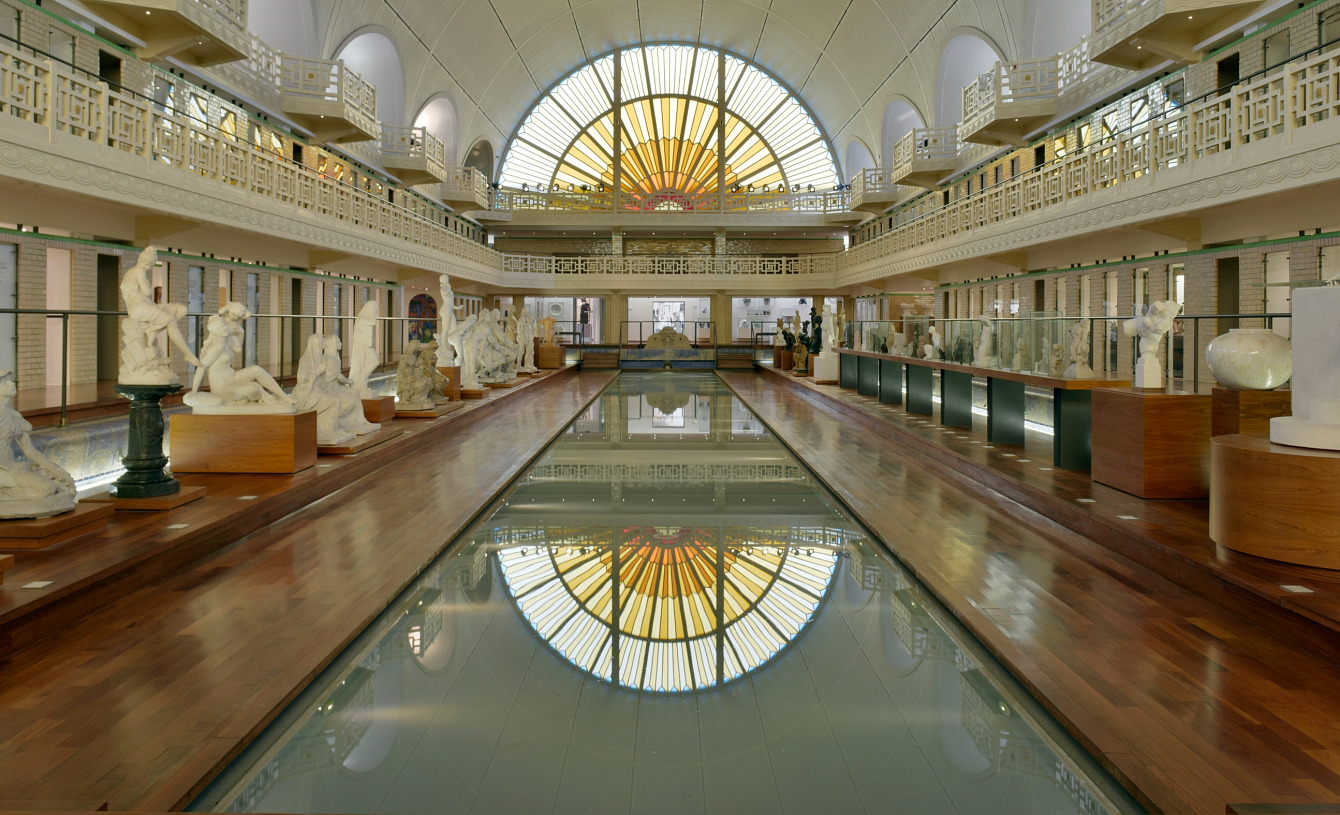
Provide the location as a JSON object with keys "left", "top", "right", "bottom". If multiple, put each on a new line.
{"left": 886, "top": 127, "right": 959, "bottom": 189}
{"left": 377, "top": 124, "right": 449, "bottom": 186}
{"left": 80, "top": 0, "right": 248, "bottom": 66}
{"left": 490, "top": 187, "right": 851, "bottom": 215}
{"left": 838, "top": 45, "right": 1340, "bottom": 277}
{"left": 960, "top": 58, "right": 1059, "bottom": 146}
{"left": 438, "top": 165, "right": 490, "bottom": 211}
{"left": 279, "top": 55, "right": 378, "bottom": 143}
{"left": 501, "top": 254, "right": 836, "bottom": 276}
{"left": 1091, "top": 0, "right": 1264, "bottom": 69}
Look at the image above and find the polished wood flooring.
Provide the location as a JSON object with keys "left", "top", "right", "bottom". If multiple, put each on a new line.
{"left": 722, "top": 369, "right": 1340, "bottom": 814}
{"left": 0, "top": 369, "right": 615, "bottom": 812}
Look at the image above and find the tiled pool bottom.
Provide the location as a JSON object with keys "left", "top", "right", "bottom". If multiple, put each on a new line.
{"left": 198, "top": 373, "right": 1138, "bottom": 815}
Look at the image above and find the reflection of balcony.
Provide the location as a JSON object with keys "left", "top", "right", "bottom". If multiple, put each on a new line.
{"left": 1091, "top": 0, "right": 1266, "bottom": 70}
{"left": 437, "top": 165, "right": 490, "bottom": 212}
{"left": 280, "top": 56, "right": 379, "bottom": 144}
{"left": 889, "top": 127, "right": 959, "bottom": 189}
{"left": 959, "top": 59, "right": 1059, "bottom": 147}
{"left": 379, "top": 125, "right": 449, "bottom": 186}
{"left": 80, "top": 0, "right": 248, "bottom": 66}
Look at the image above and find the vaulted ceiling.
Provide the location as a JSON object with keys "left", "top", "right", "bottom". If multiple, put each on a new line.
{"left": 312, "top": 0, "right": 1046, "bottom": 171}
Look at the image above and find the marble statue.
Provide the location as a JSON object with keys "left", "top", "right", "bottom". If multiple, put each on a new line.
{"left": 645, "top": 326, "right": 692, "bottom": 349}
{"left": 0, "top": 370, "right": 75, "bottom": 518}
{"left": 890, "top": 331, "right": 909, "bottom": 357}
{"left": 835, "top": 301, "right": 848, "bottom": 349}
{"left": 455, "top": 314, "right": 483, "bottom": 390}
{"left": 1123, "top": 299, "right": 1181, "bottom": 387}
{"left": 1049, "top": 342, "right": 1066, "bottom": 377}
{"left": 119, "top": 246, "right": 201, "bottom": 385}
{"left": 518, "top": 310, "right": 538, "bottom": 372}
{"left": 435, "top": 276, "right": 460, "bottom": 367}
{"left": 975, "top": 315, "right": 997, "bottom": 367}
{"left": 475, "top": 309, "right": 516, "bottom": 384}
{"left": 1063, "top": 319, "right": 1095, "bottom": 379}
{"left": 793, "top": 341, "right": 809, "bottom": 373}
{"left": 349, "top": 300, "right": 380, "bottom": 398}
{"left": 396, "top": 341, "right": 435, "bottom": 410}
{"left": 923, "top": 325, "right": 942, "bottom": 361}
{"left": 420, "top": 341, "right": 451, "bottom": 402}
{"left": 292, "top": 334, "right": 377, "bottom": 445}
{"left": 539, "top": 315, "right": 558, "bottom": 346}
{"left": 184, "top": 302, "right": 295, "bottom": 413}
{"left": 820, "top": 305, "right": 836, "bottom": 354}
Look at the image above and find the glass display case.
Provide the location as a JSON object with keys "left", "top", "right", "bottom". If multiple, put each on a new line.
{"left": 1026, "top": 311, "right": 1067, "bottom": 376}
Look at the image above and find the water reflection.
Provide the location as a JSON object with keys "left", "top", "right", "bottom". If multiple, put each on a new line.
{"left": 212, "top": 374, "right": 1132, "bottom": 815}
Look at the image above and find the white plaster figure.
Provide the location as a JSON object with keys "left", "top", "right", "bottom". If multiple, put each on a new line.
{"left": 292, "top": 334, "right": 374, "bottom": 445}
{"left": 119, "top": 246, "right": 201, "bottom": 385}
{"left": 889, "top": 331, "right": 909, "bottom": 357}
{"left": 975, "top": 315, "right": 997, "bottom": 367}
{"left": 184, "top": 302, "right": 295, "bottom": 413}
{"left": 349, "top": 300, "right": 380, "bottom": 398}
{"left": 923, "top": 325, "right": 941, "bottom": 360}
{"left": 1123, "top": 299, "right": 1181, "bottom": 388}
{"left": 820, "top": 305, "right": 836, "bottom": 354}
{"left": 1063, "top": 319, "right": 1095, "bottom": 379}
{"left": 835, "top": 301, "right": 847, "bottom": 349}
{"left": 0, "top": 371, "right": 76, "bottom": 518}
{"left": 455, "top": 314, "right": 483, "bottom": 390}
{"left": 518, "top": 310, "right": 538, "bottom": 372}
{"left": 540, "top": 315, "right": 559, "bottom": 347}
{"left": 435, "top": 276, "right": 461, "bottom": 367}
{"left": 322, "top": 334, "right": 380, "bottom": 436}
{"left": 396, "top": 341, "right": 435, "bottom": 410}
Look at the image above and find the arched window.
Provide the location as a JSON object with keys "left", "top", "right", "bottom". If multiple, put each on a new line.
{"left": 499, "top": 45, "right": 838, "bottom": 198}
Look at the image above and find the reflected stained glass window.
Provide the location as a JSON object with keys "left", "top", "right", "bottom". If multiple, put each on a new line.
{"left": 499, "top": 45, "right": 839, "bottom": 198}
{"left": 499, "top": 527, "right": 837, "bottom": 692}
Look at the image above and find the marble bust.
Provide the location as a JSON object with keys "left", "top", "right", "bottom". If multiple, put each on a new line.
{"left": 0, "top": 370, "right": 76, "bottom": 518}
{"left": 184, "top": 302, "right": 296, "bottom": 413}
{"left": 1063, "top": 319, "right": 1095, "bottom": 379}
{"left": 1123, "top": 299, "right": 1181, "bottom": 387}
{"left": 119, "top": 246, "right": 201, "bottom": 385}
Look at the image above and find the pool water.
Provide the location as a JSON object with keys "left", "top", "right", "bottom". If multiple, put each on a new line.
{"left": 202, "top": 372, "right": 1138, "bottom": 815}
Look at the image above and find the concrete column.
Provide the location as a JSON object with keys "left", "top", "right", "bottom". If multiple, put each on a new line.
{"left": 712, "top": 292, "right": 733, "bottom": 345}
{"left": 604, "top": 292, "right": 627, "bottom": 344}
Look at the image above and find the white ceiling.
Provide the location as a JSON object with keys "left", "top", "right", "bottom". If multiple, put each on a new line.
{"left": 313, "top": 0, "right": 1060, "bottom": 172}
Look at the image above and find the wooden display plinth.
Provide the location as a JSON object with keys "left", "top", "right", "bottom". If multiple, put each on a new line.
{"left": 460, "top": 388, "right": 489, "bottom": 399}
{"left": 396, "top": 401, "right": 465, "bottom": 419}
{"left": 0, "top": 503, "right": 114, "bottom": 550}
{"left": 168, "top": 411, "right": 318, "bottom": 474}
{"left": 0, "top": 553, "right": 12, "bottom": 584}
{"left": 84, "top": 484, "right": 207, "bottom": 511}
{"left": 318, "top": 426, "right": 404, "bottom": 455}
{"left": 537, "top": 345, "right": 564, "bottom": 369}
{"left": 362, "top": 396, "right": 396, "bottom": 424}
{"left": 436, "top": 366, "right": 462, "bottom": 401}
{"left": 1212, "top": 387, "right": 1292, "bottom": 437}
{"left": 1092, "top": 387, "right": 1212, "bottom": 498}
{"left": 1211, "top": 434, "right": 1340, "bottom": 569}
{"left": 486, "top": 379, "right": 520, "bottom": 388}
{"left": 775, "top": 349, "right": 794, "bottom": 370}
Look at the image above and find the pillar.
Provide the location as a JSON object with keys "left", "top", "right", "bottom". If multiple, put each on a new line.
{"left": 604, "top": 292, "right": 627, "bottom": 344}
{"left": 712, "top": 292, "right": 733, "bottom": 345}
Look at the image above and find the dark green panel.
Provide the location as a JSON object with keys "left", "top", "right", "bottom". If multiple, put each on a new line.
{"left": 858, "top": 356, "right": 879, "bottom": 396}
{"left": 1054, "top": 389, "right": 1094, "bottom": 470}
{"left": 940, "top": 370, "right": 973, "bottom": 428}
{"left": 839, "top": 352, "right": 859, "bottom": 389}
{"left": 878, "top": 359, "right": 903, "bottom": 404}
{"left": 906, "top": 364, "right": 933, "bottom": 415}
{"left": 987, "top": 377, "right": 1026, "bottom": 445}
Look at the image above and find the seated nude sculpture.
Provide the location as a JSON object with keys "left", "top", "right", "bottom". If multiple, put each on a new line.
{"left": 185, "top": 302, "right": 295, "bottom": 413}
{"left": 0, "top": 370, "right": 76, "bottom": 518}
{"left": 119, "top": 245, "right": 201, "bottom": 385}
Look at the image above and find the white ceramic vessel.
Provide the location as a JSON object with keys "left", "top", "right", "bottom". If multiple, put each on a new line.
{"left": 1206, "top": 328, "right": 1292, "bottom": 390}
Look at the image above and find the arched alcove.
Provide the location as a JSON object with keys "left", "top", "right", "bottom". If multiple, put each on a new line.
{"left": 845, "top": 139, "right": 876, "bottom": 183}
{"left": 464, "top": 139, "right": 494, "bottom": 181}
{"left": 413, "top": 95, "right": 458, "bottom": 165}
{"left": 1023, "top": 0, "right": 1091, "bottom": 58}
{"left": 246, "top": 0, "right": 317, "bottom": 57}
{"left": 334, "top": 28, "right": 405, "bottom": 123}
{"left": 935, "top": 33, "right": 1002, "bottom": 126}
{"left": 881, "top": 98, "right": 925, "bottom": 164}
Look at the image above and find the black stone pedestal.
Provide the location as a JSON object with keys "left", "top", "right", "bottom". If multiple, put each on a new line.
{"left": 940, "top": 369, "right": 973, "bottom": 428}
{"left": 111, "top": 383, "right": 182, "bottom": 499}
{"left": 987, "top": 377, "right": 1026, "bottom": 445}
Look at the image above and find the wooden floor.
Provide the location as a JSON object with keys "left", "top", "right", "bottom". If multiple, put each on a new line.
{"left": 0, "top": 369, "right": 615, "bottom": 812}
{"left": 722, "top": 369, "right": 1340, "bottom": 814}
{"left": 2, "top": 368, "right": 1339, "bottom": 815}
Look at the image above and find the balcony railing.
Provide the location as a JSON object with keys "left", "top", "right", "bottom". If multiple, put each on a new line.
{"left": 80, "top": 0, "right": 249, "bottom": 65}
{"left": 501, "top": 254, "right": 836, "bottom": 276}
{"left": 280, "top": 55, "right": 379, "bottom": 143}
{"left": 438, "top": 165, "right": 490, "bottom": 212}
{"left": 378, "top": 124, "right": 449, "bottom": 186}
{"left": 490, "top": 187, "right": 852, "bottom": 215}
{"left": 960, "top": 58, "right": 1059, "bottom": 145}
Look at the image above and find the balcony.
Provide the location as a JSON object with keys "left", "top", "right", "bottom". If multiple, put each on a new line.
{"left": 959, "top": 58, "right": 1059, "bottom": 147}
{"left": 486, "top": 186, "right": 854, "bottom": 223}
{"left": 1091, "top": 0, "right": 1266, "bottom": 70}
{"left": 380, "top": 125, "right": 449, "bottom": 186}
{"left": 437, "top": 166, "right": 491, "bottom": 213}
{"left": 888, "top": 127, "right": 959, "bottom": 189}
{"left": 80, "top": 0, "right": 248, "bottom": 67}
{"left": 849, "top": 168, "right": 904, "bottom": 213}
{"left": 280, "top": 56, "right": 379, "bottom": 144}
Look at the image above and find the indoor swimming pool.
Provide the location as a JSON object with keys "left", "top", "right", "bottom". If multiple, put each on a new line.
{"left": 197, "top": 372, "right": 1139, "bottom": 815}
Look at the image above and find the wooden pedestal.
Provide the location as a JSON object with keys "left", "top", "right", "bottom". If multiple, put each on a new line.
{"left": 318, "top": 426, "right": 404, "bottom": 455}
{"left": 537, "top": 345, "right": 564, "bottom": 369}
{"left": 460, "top": 388, "right": 489, "bottom": 399}
{"left": 0, "top": 553, "right": 12, "bottom": 584}
{"left": 1212, "top": 387, "right": 1292, "bottom": 437}
{"left": 1092, "top": 387, "right": 1212, "bottom": 498}
{"left": 486, "top": 379, "right": 520, "bottom": 388}
{"left": 83, "top": 484, "right": 207, "bottom": 511}
{"left": 169, "top": 411, "right": 317, "bottom": 474}
{"left": 436, "top": 366, "right": 462, "bottom": 401}
{"left": 362, "top": 396, "right": 396, "bottom": 424}
{"left": 1211, "top": 434, "right": 1340, "bottom": 569}
{"left": 0, "top": 503, "right": 114, "bottom": 550}
{"left": 396, "top": 401, "right": 465, "bottom": 419}
{"left": 775, "top": 349, "right": 794, "bottom": 370}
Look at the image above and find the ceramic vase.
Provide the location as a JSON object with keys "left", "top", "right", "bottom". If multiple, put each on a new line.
{"left": 1206, "top": 328, "right": 1292, "bottom": 390}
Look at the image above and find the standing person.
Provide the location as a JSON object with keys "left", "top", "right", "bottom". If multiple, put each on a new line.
{"left": 578, "top": 298, "right": 591, "bottom": 341}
